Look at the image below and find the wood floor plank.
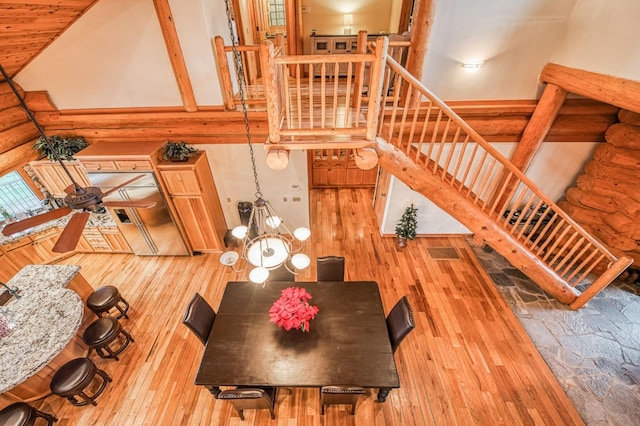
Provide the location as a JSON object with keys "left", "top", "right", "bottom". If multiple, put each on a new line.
{"left": 21, "top": 188, "right": 584, "bottom": 425}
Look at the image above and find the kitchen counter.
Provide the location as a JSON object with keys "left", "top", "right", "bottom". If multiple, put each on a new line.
{"left": 0, "top": 265, "right": 89, "bottom": 401}
{"left": 0, "top": 211, "right": 116, "bottom": 246}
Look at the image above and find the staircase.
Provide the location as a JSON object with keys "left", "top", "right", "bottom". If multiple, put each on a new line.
{"left": 230, "top": 36, "right": 633, "bottom": 309}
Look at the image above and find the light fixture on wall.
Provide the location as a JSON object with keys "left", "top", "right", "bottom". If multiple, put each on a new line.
{"left": 221, "top": 0, "right": 311, "bottom": 284}
{"left": 343, "top": 14, "right": 353, "bottom": 34}
{"left": 462, "top": 61, "right": 485, "bottom": 70}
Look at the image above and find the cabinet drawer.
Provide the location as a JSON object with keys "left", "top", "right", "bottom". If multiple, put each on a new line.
{"left": 3, "top": 237, "right": 31, "bottom": 251}
{"left": 114, "top": 160, "right": 153, "bottom": 171}
{"left": 82, "top": 161, "right": 118, "bottom": 171}
{"left": 30, "top": 227, "right": 59, "bottom": 242}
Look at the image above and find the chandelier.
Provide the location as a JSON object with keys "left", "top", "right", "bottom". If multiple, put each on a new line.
{"left": 221, "top": 0, "right": 310, "bottom": 284}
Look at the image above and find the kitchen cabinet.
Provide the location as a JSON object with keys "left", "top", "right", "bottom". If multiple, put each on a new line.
{"left": 29, "top": 160, "right": 91, "bottom": 197}
{"left": 1, "top": 227, "right": 69, "bottom": 266}
{"left": 310, "top": 148, "right": 378, "bottom": 188}
{"left": 0, "top": 252, "right": 20, "bottom": 282}
{"left": 75, "top": 141, "right": 162, "bottom": 172}
{"left": 78, "top": 227, "right": 131, "bottom": 253}
{"left": 157, "top": 152, "right": 227, "bottom": 253}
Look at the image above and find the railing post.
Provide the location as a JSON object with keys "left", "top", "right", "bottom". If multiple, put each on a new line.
{"left": 569, "top": 256, "right": 634, "bottom": 310}
{"left": 352, "top": 30, "right": 368, "bottom": 108}
{"left": 213, "top": 36, "right": 235, "bottom": 111}
{"left": 365, "top": 36, "right": 389, "bottom": 141}
{"left": 260, "top": 40, "right": 281, "bottom": 144}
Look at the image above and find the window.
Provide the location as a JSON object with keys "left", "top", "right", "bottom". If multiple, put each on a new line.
{"left": 268, "top": 0, "right": 286, "bottom": 27}
{"left": 0, "top": 171, "right": 43, "bottom": 222}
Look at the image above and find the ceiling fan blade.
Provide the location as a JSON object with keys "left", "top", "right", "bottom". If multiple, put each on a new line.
{"left": 1, "top": 207, "right": 72, "bottom": 236}
{"left": 102, "top": 174, "right": 145, "bottom": 197}
{"left": 52, "top": 212, "right": 90, "bottom": 253}
{"left": 102, "top": 201, "right": 157, "bottom": 208}
{"left": 63, "top": 184, "right": 75, "bottom": 195}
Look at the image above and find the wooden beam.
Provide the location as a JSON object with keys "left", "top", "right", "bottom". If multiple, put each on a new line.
{"left": 541, "top": 63, "right": 640, "bottom": 115}
{"left": 213, "top": 36, "right": 235, "bottom": 111}
{"left": 404, "top": 0, "right": 434, "bottom": 80}
{"left": 152, "top": 0, "right": 198, "bottom": 112}
{"left": 0, "top": 140, "right": 39, "bottom": 175}
{"left": 510, "top": 83, "right": 568, "bottom": 170}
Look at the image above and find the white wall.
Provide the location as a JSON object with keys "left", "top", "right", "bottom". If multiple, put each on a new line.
{"left": 202, "top": 145, "right": 310, "bottom": 230}
{"left": 16, "top": 0, "right": 225, "bottom": 108}
{"left": 302, "top": 0, "right": 395, "bottom": 35}
{"left": 423, "top": 0, "right": 579, "bottom": 100}
{"left": 551, "top": 0, "right": 640, "bottom": 81}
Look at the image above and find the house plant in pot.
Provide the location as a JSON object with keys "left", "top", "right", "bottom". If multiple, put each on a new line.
{"left": 162, "top": 141, "right": 198, "bottom": 162}
{"left": 33, "top": 135, "right": 88, "bottom": 160}
{"left": 395, "top": 204, "right": 418, "bottom": 248}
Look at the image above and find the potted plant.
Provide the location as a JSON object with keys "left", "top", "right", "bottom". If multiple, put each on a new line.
{"left": 162, "top": 141, "right": 198, "bottom": 162}
{"left": 395, "top": 204, "right": 418, "bottom": 248}
{"left": 33, "top": 135, "right": 88, "bottom": 161}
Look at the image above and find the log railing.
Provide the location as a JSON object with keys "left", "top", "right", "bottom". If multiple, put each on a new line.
{"left": 376, "top": 54, "right": 632, "bottom": 309}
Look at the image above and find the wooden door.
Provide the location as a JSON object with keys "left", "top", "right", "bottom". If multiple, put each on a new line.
{"left": 171, "top": 196, "right": 220, "bottom": 251}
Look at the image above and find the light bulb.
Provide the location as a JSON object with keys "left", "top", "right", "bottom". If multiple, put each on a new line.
{"left": 293, "top": 227, "right": 311, "bottom": 241}
{"left": 266, "top": 216, "right": 282, "bottom": 228}
{"left": 291, "top": 253, "right": 310, "bottom": 270}
{"left": 249, "top": 267, "right": 269, "bottom": 283}
{"left": 232, "top": 225, "right": 247, "bottom": 239}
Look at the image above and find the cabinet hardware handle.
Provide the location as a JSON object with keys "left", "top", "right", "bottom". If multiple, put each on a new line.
{"left": 381, "top": 193, "right": 387, "bottom": 197}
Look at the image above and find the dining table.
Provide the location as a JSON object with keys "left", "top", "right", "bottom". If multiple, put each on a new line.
{"left": 195, "top": 281, "right": 400, "bottom": 402}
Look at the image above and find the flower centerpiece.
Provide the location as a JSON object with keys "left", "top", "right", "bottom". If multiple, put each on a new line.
{"left": 269, "top": 286, "right": 319, "bottom": 332}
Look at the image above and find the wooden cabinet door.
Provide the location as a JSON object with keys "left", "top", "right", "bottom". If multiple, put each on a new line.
{"left": 171, "top": 196, "right": 220, "bottom": 251}
{"left": 161, "top": 170, "right": 202, "bottom": 195}
{"left": 30, "top": 161, "right": 91, "bottom": 197}
{"left": 101, "top": 229, "right": 132, "bottom": 253}
{"left": 7, "top": 241, "right": 47, "bottom": 265}
{"left": 0, "top": 252, "right": 20, "bottom": 281}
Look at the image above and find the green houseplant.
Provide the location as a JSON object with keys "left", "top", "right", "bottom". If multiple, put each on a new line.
{"left": 162, "top": 141, "right": 198, "bottom": 161}
{"left": 33, "top": 135, "right": 88, "bottom": 161}
{"left": 395, "top": 204, "right": 418, "bottom": 248}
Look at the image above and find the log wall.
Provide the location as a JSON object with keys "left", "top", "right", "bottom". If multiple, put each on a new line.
{"left": 558, "top": 109, "right": 640, "bottom": 268}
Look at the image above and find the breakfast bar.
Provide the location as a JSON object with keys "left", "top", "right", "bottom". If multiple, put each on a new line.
{"left": 0, "top": 265, "right": 94, "bottom": 404}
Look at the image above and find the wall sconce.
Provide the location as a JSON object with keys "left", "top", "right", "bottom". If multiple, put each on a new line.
{"left": 462, "top": 61, "right": 485, "bottom": 70}
{"left": 343, "top": 14, "right": 353, "bottom": 35}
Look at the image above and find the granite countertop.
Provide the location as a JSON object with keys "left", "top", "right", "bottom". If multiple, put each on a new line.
{"left": 0, "top": 211, "right": 116, "bottom": 246}
{"left": 0, "top": 265, "right": 83, "bottom": 394}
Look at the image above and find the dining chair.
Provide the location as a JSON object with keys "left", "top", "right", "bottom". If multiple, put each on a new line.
{"left": 320, "top": 385, "right": 366, "bottom": 415}
{"left": 182, "top": 293, "right": 216, "bottom": 345}
{"left": 267, "top": 263, "right": 295, "bottom": 282}
{"left": 386, "top": 296, "right": 416, "bottom": 353}
{"left": 217, "top": 387, "right": 278, "bottom": 420}
{"left": 316, "top": 256, "right": 345, "bottom": 281}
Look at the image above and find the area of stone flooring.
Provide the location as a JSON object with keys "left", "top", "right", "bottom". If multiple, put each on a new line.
{"left": 471, "top": 244, "right": 640, "bottom": 426}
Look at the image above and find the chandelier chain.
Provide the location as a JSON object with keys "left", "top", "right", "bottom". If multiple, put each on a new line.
{"left": 224, "top": 0, "right": 262, "bottom": 198}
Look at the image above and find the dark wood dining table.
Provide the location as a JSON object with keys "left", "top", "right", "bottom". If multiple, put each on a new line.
{"left": 195, "top": 281, "right": 400, "bottom": 402}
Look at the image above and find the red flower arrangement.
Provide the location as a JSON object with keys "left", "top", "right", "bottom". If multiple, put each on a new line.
{"left": 268, "top": 286, "right": 319, "bottom": 332}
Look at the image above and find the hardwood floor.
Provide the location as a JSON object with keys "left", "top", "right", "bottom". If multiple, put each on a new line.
{"left": 30, "top": 188, "right": 584, "bottom": 425}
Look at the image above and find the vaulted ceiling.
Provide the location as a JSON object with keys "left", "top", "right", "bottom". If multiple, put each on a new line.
{"left": 0, "top": 0, "right": 98, "bottom": 79}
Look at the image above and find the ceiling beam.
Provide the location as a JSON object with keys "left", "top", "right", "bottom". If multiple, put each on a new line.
{"left": 152, "top": 0, "right": 198, "bottom": 112}
{"left": 541, "top": 63, "right": 640, "bottom": 115}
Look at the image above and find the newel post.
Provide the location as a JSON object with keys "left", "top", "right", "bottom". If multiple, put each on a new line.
{"left": 365, "top": 36, "right": 389, "bottom": 141}
{"left": 260, "top": 40, "right": 282, "bottom": 144}
{"left": 213, "top": 36, "right": 235, "bottom": 111}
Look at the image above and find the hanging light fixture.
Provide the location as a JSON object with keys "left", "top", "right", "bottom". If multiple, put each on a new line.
{"left": 221, "top": 0, "right": 310, "bottom": 284}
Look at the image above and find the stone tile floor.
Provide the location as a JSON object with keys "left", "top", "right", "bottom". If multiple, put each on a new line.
{"left": 471, "top": 244, "right": 640, "bottom": 426}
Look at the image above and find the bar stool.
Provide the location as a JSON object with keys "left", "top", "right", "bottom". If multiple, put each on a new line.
{"left": 82, "top": 316, "right": 134, "bottom": 361}
{"left": 86, "top": 285, "right": 130, "bottom": 320}
{"left": 0, "top": 402, "right": 57, "bottom": 425}
{"left": 50, "top": 358, "right": 111, "bottom": 407}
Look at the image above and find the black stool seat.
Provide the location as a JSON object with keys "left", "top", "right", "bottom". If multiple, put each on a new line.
{"left": 82, "top": 316, "right": 134, "bottom": 361}
{"left": 0, "top": 402, "right": 57, "bottom": 425}
{"left": 86, "top": 286, "right": 130, "bottom": 319}
{"left": 50, "top": 358, "right": 111, "bottom": 407}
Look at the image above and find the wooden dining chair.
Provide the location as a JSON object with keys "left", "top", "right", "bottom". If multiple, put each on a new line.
{"left": 386, "top": 296, "right": 416, "bottom": 353}
{"left": 182, "top": 293, "right": 216, "bottom": 345}
{"left": 217, "top": 387, "right": 278, "bottom": 420}
{"left": 320, "top": 385, "right": 366, "bottom": 415}
{"left": 316, "top": 256, "right": 345, "bottom": 281}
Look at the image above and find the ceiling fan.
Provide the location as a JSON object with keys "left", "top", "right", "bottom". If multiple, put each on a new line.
{"left": 0, "top": 64, "right": 156, "bottom": 253}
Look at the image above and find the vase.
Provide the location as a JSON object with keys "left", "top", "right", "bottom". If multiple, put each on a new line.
{"left": 396, "top": 236, "right": 407, "bottom": 249}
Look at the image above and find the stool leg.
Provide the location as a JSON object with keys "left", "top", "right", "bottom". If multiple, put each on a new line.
{"left": 116, "top": 297, "right": 130, "bottom": 319}
{"left": 33, "top": 407, "right": 58, "bottom": 424}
